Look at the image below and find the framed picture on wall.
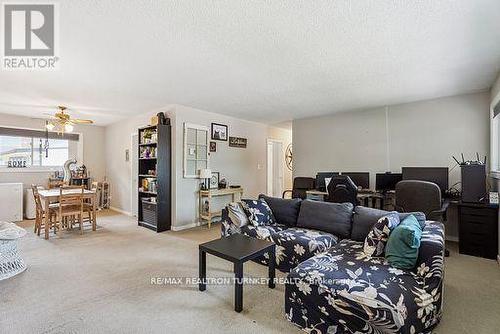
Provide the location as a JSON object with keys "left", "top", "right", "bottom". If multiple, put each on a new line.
{"left": 211, "top": 123, "right": 228, "bottom": 141}
{"left": 229, "top": 136, "right": 247, "bottom": 148}
{"left": 210, "top": 172, "right": 220, "bottom": 189}
{"left": 210, "top": 141, "right": 217, "bottom": 152}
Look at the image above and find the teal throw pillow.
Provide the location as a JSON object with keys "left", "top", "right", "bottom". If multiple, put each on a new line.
{"left": 385, "top": 215, "right": 423, "bottom": 269}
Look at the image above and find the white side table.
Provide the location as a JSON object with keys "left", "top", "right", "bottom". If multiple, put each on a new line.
{"left": 0, "top": 222, "right": 27, "bottom": 280}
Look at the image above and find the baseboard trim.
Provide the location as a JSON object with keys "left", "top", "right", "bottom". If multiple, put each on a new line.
{"left": 109, "top": 206, "right": 133, "bottom": 216}
{"left": 172, "top": 219, "right": 220, "bottom": 231}
{"left": 172, "top": 223, "right": 199, "bottom": 231}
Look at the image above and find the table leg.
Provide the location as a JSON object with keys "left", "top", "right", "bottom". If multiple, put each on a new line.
{"left": 44, "top": 197, "right": 50, "bottom": 239}
{"left": 92, "top": 194, "right": 97, "bottom": 231}
{"left": 207, "top": 194, "right": 212, "bottom": 229}
{"left": 199, "top": 249, "right": 206, "bottom": 291}
{"left": 268, "top": 247, "right": 276, "bottom": 289}
{"left": 234, "top": 262, "right": 243, "bottom": 312}
{"left": 199, "top": 194, "right": 202, "bottom": 222}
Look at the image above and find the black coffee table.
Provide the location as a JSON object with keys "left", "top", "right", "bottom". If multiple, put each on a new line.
{"left": 198, "top": 234, "right": 276, "bottom": 312}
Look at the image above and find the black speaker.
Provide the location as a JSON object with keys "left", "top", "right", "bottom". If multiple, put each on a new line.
{"left": 461, "top": 164, "right": 486, "bottom": 203}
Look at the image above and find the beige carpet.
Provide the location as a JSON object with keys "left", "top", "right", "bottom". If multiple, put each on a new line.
{"left": 0, "top": 211, "right": 499, "bottom": 334}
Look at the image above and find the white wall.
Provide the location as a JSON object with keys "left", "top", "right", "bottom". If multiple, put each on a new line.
{"left": 0, "top": 112, "right": 106, "bottom": 188}
{"left": 294, "top": 92, "right": 490, "bottom": 185}
{"left": 173, "top": 105, "right": 291, "bottom": 229}
{"left": 104, "top": 104, "right": 292, "bottom": 230}
{"left": 104, "top": 107, "right": 175, "bottom": 215}
{"left": 293, "top": 91, "right": 491, "bottom": 240}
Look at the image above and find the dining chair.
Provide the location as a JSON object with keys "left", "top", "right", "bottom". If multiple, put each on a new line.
{"left": 31, "top": 185, "right": 58, "bottom": 236}
{"left": 56, "top": 185, "right": 85, "bottom": 234}
{"left": 83, "top": 182, "right": 98, "bottom": 226}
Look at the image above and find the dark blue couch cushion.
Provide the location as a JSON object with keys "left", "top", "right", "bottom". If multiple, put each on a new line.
{"left": 351, "top": 206, "right": 426, "bottom": 242}
{"left": 259, "top": 194, "right": 302, "bottom": 227}
{"left": 296, "top": 200, "right": 353, "bottom": 239}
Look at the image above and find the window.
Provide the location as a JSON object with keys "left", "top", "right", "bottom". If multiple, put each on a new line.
{"left": 183, "top": 123, "right": 209, "bottom": 178}
{"left": 0, "top": 135, "right": 69, "bottom": 167}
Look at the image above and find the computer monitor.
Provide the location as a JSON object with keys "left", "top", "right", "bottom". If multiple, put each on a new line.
{"left": 316, "top": 172, "right": 338, "bottom": 191}
{"left": 376, "top": 173, "right": 403, "bottom": 192}
{"left": 341, "top": 172, "right": 370, "bottom": 189}
{"left": 402, "top": 167, "right": 449, "bottom": 193}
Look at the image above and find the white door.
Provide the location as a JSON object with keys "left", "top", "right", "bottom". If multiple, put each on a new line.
{"left": 267, "top": 140, "right": 284, "bottom": 197}
{"left": 131, "top": 134, "right": 138, "bottom": 217}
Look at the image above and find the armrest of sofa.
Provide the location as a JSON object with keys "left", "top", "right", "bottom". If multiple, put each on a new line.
{"left": 220, "top": 207, "right": 241, "bottom": 237}
{"left": 415, "top": 221, "right": 445, "bottom": 283}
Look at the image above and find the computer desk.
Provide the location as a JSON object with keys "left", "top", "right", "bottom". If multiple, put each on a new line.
{"left": 306, "top": 189, "right": 395, "bottom": 209}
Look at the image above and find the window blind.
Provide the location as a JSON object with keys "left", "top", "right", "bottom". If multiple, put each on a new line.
{"left": 0, "top": 127, "right": 79, "bottom": 141}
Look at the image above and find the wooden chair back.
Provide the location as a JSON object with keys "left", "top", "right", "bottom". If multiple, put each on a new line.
{"left": 58, "top": 185, "right": 84, "bottom": 216}
{"left": 31, "top": 184, "right": 44, "bottom": 214}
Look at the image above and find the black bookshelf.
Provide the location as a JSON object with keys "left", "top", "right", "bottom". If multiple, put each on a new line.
{"left": 137, "top": 121, "right": 171, "bottom": 232}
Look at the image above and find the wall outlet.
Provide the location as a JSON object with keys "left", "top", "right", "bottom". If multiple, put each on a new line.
{"left": 257, "top": 164, "right": 263, "bottom": 170}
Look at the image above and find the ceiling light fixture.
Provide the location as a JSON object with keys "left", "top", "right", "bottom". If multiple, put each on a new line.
{"left": 45, "top": 122, "right": 55, "bottom": 131}
{"left": 43, "top": 105, "right": 94, "bottom": 134}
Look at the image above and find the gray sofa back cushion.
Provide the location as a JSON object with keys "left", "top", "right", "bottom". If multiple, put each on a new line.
{"left": 296, "top": 200, "right": 353, "bottom": 239}
{"left": 351, "top": 206, "right": 426, "bottom": 242}
{"left": 259, "top": 194, "right": 302, "bottom": 227}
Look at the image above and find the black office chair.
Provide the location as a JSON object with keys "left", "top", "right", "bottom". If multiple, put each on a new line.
{"left": 282, "top": 177, "right": 315, "bottom": 199}
{"left": 395, "top": 180, "right": 450, "bottom": 256}
{"left": 326, "top": 176, "right": 358, "bottom": 207}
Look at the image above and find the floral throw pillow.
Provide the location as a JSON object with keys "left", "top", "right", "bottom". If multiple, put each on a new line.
{"left": 363, "top": 212, "right": 400, "bottom": 257}
{"left": 241, "top": 199, "right": 276, "bottom": 226}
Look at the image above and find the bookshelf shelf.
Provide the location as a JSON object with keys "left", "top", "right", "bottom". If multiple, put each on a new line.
{"left": 137, "top": 118, "right": 172, "bottom": 232}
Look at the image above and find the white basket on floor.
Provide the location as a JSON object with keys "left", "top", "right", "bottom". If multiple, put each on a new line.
{"left": 0, "top": 222, "right": 27, "bottom": 281}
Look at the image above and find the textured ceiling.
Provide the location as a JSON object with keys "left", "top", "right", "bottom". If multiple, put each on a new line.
{"left": 1, "top": 0, "right": 500, "bottom": 125}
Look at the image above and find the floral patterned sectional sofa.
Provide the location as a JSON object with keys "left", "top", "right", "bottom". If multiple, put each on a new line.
{"left": 220, "top": 195, "right": 445, "bottom": 334}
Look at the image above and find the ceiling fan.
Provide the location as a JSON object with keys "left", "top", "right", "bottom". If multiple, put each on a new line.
{"left": 45, "top": 106, "right": 94, "bottom": 133}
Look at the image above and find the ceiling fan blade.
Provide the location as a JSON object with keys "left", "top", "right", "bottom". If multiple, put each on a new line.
{"left": 71, "top": 119, "right": 94, "bottom": 124}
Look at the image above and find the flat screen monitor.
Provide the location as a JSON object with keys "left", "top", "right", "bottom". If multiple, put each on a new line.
{"left": 376, "top": 173, "right": 403, "bottom": 191}
{"left": 402, "top": 167, "right": 449, "bottom": 193}
{"left": 341, "top": 172, "right": 370, "bottom": 189}
{"left": 316, "top": 172, "right": 338, "bottom": 191}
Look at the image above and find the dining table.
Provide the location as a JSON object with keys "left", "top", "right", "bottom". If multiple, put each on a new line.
{"left": 37, "top": 188, "right": 97, "bottom": 239}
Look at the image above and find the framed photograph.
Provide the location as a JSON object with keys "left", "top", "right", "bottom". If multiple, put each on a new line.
{"left": 209, "top": 141, "right": 217, "bottom": 152}
{"left": 229, "top": 136, "right": 247, "bottom": 148}
{"left": 211, "top": 123, "right": 228, "bottom": 141}
{"left": 210, "top": 172, "right": 220, "bottom": 189}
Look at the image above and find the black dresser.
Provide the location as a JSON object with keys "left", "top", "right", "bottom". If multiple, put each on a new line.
{"left": 458, "top": 201, "right": 499, "bottom": 259}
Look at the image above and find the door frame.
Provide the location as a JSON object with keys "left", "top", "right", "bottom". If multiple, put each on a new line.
{"left": 266, "top": 138, "right": 284, "bottom": 197}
